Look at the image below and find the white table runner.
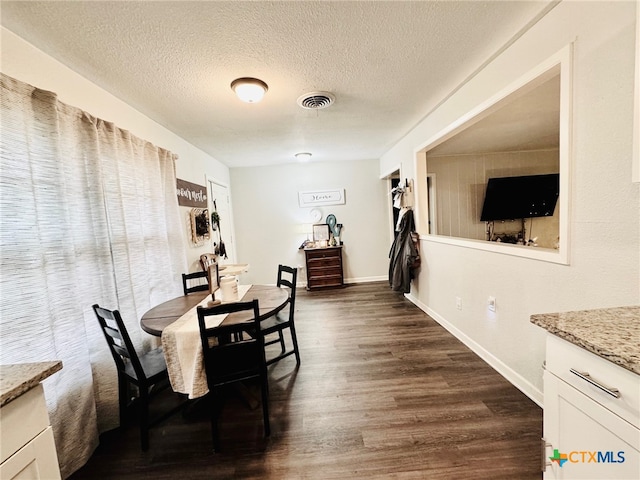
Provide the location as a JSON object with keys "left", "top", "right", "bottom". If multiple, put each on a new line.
{"left": 161, "top": 284, "right": 251, "bottom": 398}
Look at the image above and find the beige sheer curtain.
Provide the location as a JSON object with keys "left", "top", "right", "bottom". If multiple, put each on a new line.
{"left": 0, "top": 73, "right": 187, "bottom": 477}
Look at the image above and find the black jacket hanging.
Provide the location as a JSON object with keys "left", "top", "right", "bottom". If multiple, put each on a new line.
{"left": 388, "top": 208, "right": 420, "bottom": 293}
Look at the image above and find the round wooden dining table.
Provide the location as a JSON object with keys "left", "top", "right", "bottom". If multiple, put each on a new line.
{"left": 140, "top": 284, "right": 289, "bottom": 336}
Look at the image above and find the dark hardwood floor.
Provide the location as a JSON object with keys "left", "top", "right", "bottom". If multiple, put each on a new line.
{"left": 70, "top": 281, "right": 542, "bottom": 479}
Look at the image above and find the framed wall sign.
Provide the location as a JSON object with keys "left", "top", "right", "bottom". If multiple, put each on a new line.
{"left": 177, "top": 178, "right": 207, "bottom": 207}
{"left": 299, "top": 189, "right": 345, "bottom": 207}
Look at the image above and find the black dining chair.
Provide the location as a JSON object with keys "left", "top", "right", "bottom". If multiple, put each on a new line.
{"left": 261, "top": 264, "right": 300, "bottom": 366}
{"left": 182, "top": 270, "right": 209, "bottom": 295}
{"left": 197, "top": 299, "right": 270, "bottom": 451}
{"left": 92, "top": 304, "right": 184, "bottom": 451}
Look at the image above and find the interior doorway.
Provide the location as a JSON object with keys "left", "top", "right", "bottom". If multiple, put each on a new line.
{"left": 384, "top": 169, "right": 401, "bottom": 243}
{"left": 208, "top": 179, "right": 236, "bottom": 264}
{"left": 390, "top": 177, "right": 400, "bottom": 238}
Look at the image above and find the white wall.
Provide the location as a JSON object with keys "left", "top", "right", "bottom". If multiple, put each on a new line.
{"left": 230, "top": 159, "right": 390, "bottom": 285}
{"left": 380, "top": 1, "right": 640, "bottom": 405}
{"left": 1, "top": 27, "right": 229, "bottom": 272}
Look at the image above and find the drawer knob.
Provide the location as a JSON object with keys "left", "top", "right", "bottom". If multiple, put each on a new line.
{"left": 569, "top": 368, "right": 621, "bottom": 398}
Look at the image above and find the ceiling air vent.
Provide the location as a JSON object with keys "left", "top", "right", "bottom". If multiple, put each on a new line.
{"left": 297, "top": 91, "right": 335, "bottom": 110}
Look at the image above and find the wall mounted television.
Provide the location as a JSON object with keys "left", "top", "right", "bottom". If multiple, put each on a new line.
{"left": 480, "top": 173, "right": 559, "bottom": 222}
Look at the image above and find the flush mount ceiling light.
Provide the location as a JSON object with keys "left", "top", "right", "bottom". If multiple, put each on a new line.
{"left": 230, "top": 77, "right": 268, "bottom": 103}
{"left": 295, "top": 152, "right": 312, "bottom": 162}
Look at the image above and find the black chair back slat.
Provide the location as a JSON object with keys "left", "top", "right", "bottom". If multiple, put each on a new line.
{"left": 111, "top": 343, "right": 131, "bottom": 360}
{"left": 103, "top": 324, "right": 124, "bottom": 342}
{"left": 182, "top": 271, "right": 209, "bottom": 295}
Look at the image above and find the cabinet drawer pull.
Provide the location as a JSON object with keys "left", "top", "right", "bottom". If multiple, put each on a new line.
{"left": 569, "top": 368, "right": 620, "bottom": 398}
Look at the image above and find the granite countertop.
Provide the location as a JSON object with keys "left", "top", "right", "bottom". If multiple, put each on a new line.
{"left": 531, "top": 306, "right": 639, "bottom": 375}
{"left": 0, "top": 361, "right": 63, "bottom": 407}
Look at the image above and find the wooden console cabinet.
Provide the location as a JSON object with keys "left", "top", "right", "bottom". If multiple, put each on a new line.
{"left": 304, "top": 246, "right": 344, "bottom": 290}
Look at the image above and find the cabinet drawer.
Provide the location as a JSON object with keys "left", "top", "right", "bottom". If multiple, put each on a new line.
{"left": 308, "top": 275, "right": 343, "bottom": 288}
{"left": 309, "top": 265, "right": 342, "bottom": 277}
{"left": 0, "top": 427, "right": 61, "bottom": 480}
{"left": 305, "top": 248, "right": 340, "bottom": 259}
{"left": 307, "top": 257, "right": 340, "bottom": 268}
{"left": 546, "top": 335, "right": 639, "bottom": 428}
{"left": 544, "top": 371, "right": 640, "bottom": 479}
{"left": 0, "top": 384, "right": 51, "bottom": 464}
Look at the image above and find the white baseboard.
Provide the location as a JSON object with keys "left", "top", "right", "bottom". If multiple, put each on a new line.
{"left": 300, "top": 275, "right": 387, "bottom": 288}
{"left": 405, "top": 292, "right": 544, "bottom": 408}
{"left": 345, "top": 275, "right": 387, "bottom": 284}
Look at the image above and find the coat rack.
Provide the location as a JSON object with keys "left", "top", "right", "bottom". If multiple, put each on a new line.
{"left": 391, "top": 178, "right": 414, "bottom": 209}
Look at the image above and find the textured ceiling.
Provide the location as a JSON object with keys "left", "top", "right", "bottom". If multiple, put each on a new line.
{"left": 0, "top": 1, "right": 556, "bottom": 168}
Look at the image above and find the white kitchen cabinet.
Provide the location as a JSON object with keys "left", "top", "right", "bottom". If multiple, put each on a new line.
{"left": 0, "top": 364, "right": 62, "bottom": 480}
{"left": 543, "top": 335, "right": 640, "bottom": 480}
{"left": 0, "top": 426, "right": 60, "bottom": 480}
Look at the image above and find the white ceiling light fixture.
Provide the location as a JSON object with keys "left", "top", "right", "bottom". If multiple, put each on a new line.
{"left": 295, "top": 152, "right": 312, "bottom": 162}
{"left": 230, "top": 77, "right": 268, "bottom": 103}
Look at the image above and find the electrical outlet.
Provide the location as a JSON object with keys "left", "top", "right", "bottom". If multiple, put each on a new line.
{"left": 488, "top": 296, "right": 496, "bottom": 312}
{"left": 456, "top": 297, "right": 462, "bottom": 310}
